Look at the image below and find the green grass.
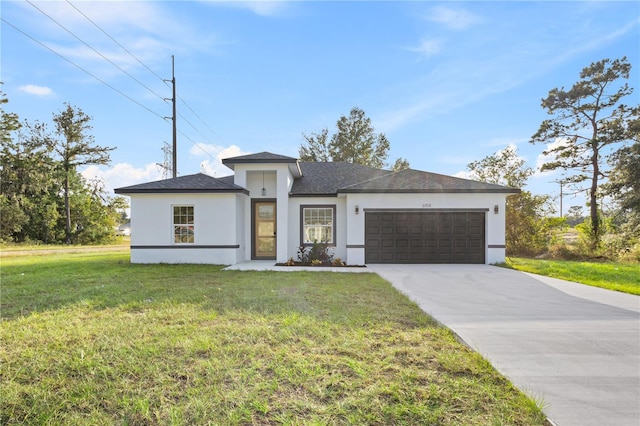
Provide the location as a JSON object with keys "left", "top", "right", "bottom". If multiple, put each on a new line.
{"left": 1, "top": 251, "right": 546, "bottom": 425}
{"left": 1, "top": 238, "right": 130, "bottom": 255}
{"left": 505, "top": 257, "right": 640, "bottom": 295}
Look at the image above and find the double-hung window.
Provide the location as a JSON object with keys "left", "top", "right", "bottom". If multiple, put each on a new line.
{"left": 173, "top": 205, "right": 194, "bottom": 244}
{"left": 301, "top": 205, "right": 335, "bottom": 245}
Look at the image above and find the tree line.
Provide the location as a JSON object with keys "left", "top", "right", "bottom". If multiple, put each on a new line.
{"left": 1, "top": 91, "right": 126, "bottom": 244}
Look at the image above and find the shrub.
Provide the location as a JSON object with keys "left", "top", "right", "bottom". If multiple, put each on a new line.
{"left": 297, "top": 241, "right": 334, "bottom": 265}
{"left": 332, "top": 257, "right": 345, "bottom": 267}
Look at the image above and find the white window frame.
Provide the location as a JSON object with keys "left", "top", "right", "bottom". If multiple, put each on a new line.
{"left": 173, "top": 205, "right": 195, "bottom": 244}
{"left": 301, "top": 205, "right": 335, "bottom": 246}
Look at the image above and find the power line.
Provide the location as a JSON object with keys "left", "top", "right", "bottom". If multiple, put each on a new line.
{"left": 177, "top": 95, "right": 228, "bottom": 145}
{"left": 66, "top": 0, "right": 227, "bottom": 149}
{"left": 1, "top": 17, "right": 166, "bottom": 121}
{"left": 26, "top": 0, "right": 167, "bottom": 103}
{"left": 65, "top": 0, "right": 169, "bottom": 86}
{"left": 7, "top": 5, "right": 224, "bottom": 167}
{"left": 62, "top": 1, "right": 226, "bottom": 158}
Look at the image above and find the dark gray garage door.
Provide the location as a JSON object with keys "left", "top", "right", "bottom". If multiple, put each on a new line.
{"left": 365, "top": 211, "right": 485, "bottom": 264}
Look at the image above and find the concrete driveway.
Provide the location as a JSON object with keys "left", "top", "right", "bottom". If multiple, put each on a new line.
{"left": 368, "top": 264, "right": 640, "bottom": 426}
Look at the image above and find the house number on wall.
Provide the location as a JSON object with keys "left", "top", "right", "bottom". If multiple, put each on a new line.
{"left": 422, "top": 203, "right": 432, "bottom": 208}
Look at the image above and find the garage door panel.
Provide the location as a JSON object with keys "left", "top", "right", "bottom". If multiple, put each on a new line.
{"left": 454, "top": 239, "right": 468, "bottom": 248}
{"left": 454, "top": 225, "right": 467, "bottom": 235}
{"left": 396, "top": 226, "right": 409, "bottom": 234}
{"left": 366, "top": 239, "right": 380, "bottom": 248}
{"left": 381, "top": 239, "right": 394, "bottom": 248}
{"left": 410, "top": 239, "right": 423, "bottom": 248}
{"left": 409, "top": 226, "right": 423, "bottom": 234}
{"left": 396, "top": 252, "right": 409, "bottom": 261}
{"left": 439, "top": 239, "right": 452, "bottom": 248}
{"left": 365, "top": 211, "right": 485, "bottom": 264}
{"left": 469, "top": 225, "right": 482, "bottom": 235}
{"left": 367, "top": 225, "right": 381, "bottom": 235}
{"left": 469, "top": 239, "right": 483, "bottom": 248}
{"left": 410, "top": 252, "right": 423, "bottom": 261}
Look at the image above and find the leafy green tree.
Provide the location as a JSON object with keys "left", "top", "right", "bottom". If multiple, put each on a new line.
{"left": 467, "top": 145, "right": 559, "bottom": 256}
{"left": 565, "top": 205, "right": 585, "bottom": 227}
{"left": 299, "top": 129, "right": 331, "bottom": 162}
{"left": 391, "top": 157, "right": 410, "bottom": 171}
{"left": 0, "top": 89, "right": 25, "bottom": 241}
{"left": 1, "top": 91, "right": 61, "bottom": 242}
{"left": 1, "top": 86, "right": 20, "bottom": 145}
{"left": 52, "top": 103, "right": 115, "bottom": 244}
{"left": 467, "top": 145, "right": 532, "bottom": 188}
{"left": 299, "top": 107, "right": 408, "bottom": 169}
{"left": 606, "top": 122, "right": 640, "bottom": 239}
{"left": 530, "top": 57, "right": 637, "bottom": 249}
{"left": 2, "top": 97, "right": 121, "bottom": 244}
{"left": 69, "top": 176, "right": 122, "bottom": 244}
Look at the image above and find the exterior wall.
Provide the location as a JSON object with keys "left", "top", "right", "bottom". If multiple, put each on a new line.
{"left": 235, "top": 195, "right": 246, "bottom": 263}
{"left": 344, "top": 192, "right": 508, "bottom": 265}
{"left": 232, "top": 164, "right": 294, "bottom": 263}
{"left": 129, "top": 193, "right": 244, "bottom": 264}
{"left": 287, "top": 197, "right": 348, "bottom": 262}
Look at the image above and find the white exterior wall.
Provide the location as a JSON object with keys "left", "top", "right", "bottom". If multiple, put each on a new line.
{"left": 287, "top": 197, "right": 348, "bottom": 262}
{"left": 232, "top": 164, "right": 294, "bottom": 263}
{"left": 235, "top": 195, "right": 246, "bottom": 263}
{"left": 344, "top": 192, "right": 508, "bottom": 265}
{"left": 129, "top": 193, "right": 244, "bottom": 264}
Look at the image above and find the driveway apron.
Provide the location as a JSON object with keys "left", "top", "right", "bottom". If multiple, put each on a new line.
{"left": 368, "top": 264, "right": 640, "bottom": 426}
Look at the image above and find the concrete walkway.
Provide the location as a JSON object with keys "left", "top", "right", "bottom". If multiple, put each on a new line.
{"left": 223, "top": 260, "right": 371, "bottom": 273}
{"left": 368, "top": 264, "right": 640, "bottom": 426}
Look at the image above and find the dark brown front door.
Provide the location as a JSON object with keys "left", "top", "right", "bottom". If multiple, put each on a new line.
{"left": 253, "top": 201, "right": 276, "bottom": 259}
{"left": 365, "top": 211, "right": 485, "bottom": 264}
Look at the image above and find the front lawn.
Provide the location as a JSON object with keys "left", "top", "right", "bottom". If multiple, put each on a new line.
{"left": 1, "top": 252, "right": 546, "bottom": 425}
{"left": 505, "top": 257, "right": 640, "bottom": 295}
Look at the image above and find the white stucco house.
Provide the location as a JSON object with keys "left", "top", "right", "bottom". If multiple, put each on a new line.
{"left": 114, "top": 152, "right": 519, "bottom": 265}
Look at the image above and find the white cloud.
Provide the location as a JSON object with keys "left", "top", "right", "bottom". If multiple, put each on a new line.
{"left": 81, "top": 163, "right": 163, "bottom": 195}
{"left": 484, "top": 137, "right": 527, "bottom": 148}
{"left": 189, "top": 144, "right": 250, "bottom": 177}
{"left": 454, "top": 170, "right": 473, "bottom": 180}
{"left": 18, "top": 84, "right": 53, "bottom": 96}
{"left": 425, "top": 6, "right": 480, "bottom": 30}
{"left": 533, "top": 137, "right": 569, "bottom": 178}
{"left": 407, "top": 38, "right": 442, "bottom": 57}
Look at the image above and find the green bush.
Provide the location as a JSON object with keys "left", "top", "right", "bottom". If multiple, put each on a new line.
{"left": 297, "top": 241, "right": 334, "bottom": 265}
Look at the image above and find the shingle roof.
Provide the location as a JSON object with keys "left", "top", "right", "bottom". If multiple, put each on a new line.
{"left": 114, "top": 173, "right": 249, "bottom": 194}
{"left": 113, "top": 157, "right": 519, "bottom": 196}
{"left": 290, "top": 162, "right": 390, "bottom": 196}
{"left": 222, "top": 152, "right": 302, "bottom": 177}
{"left": 222, "top": 152, "right": 298, "bottom": 165}
{"left": 338, "top": 169, "right": 520, "bottom": 194}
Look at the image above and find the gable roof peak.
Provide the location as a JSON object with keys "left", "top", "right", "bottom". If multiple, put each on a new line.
{"left": 222, "top": 151, "right": 298, "bottom": 164}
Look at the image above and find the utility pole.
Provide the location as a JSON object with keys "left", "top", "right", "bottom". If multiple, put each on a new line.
{"left": 559, "top": 180, "right": 563, "bottom": 217}
{"left": 553, "top": 178, "right": 567, "bottom": 217}
{"left": 164, "top": 55, "right": 177, "bottom": 178}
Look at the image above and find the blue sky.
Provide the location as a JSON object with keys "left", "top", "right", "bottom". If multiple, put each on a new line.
{"left": 2, "top": 1, "right": 639, "bottom": 213}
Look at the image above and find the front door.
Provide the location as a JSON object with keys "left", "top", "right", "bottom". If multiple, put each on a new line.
{"left": 253, "top": 201, "right": 276, "bottom": 259}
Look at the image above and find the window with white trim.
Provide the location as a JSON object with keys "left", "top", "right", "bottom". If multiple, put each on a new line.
{"left": 301, "top": 206, "right": 335, "bottom": 245}
{"left": 173, "top": 205, "right": 194, "bottom": 244}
